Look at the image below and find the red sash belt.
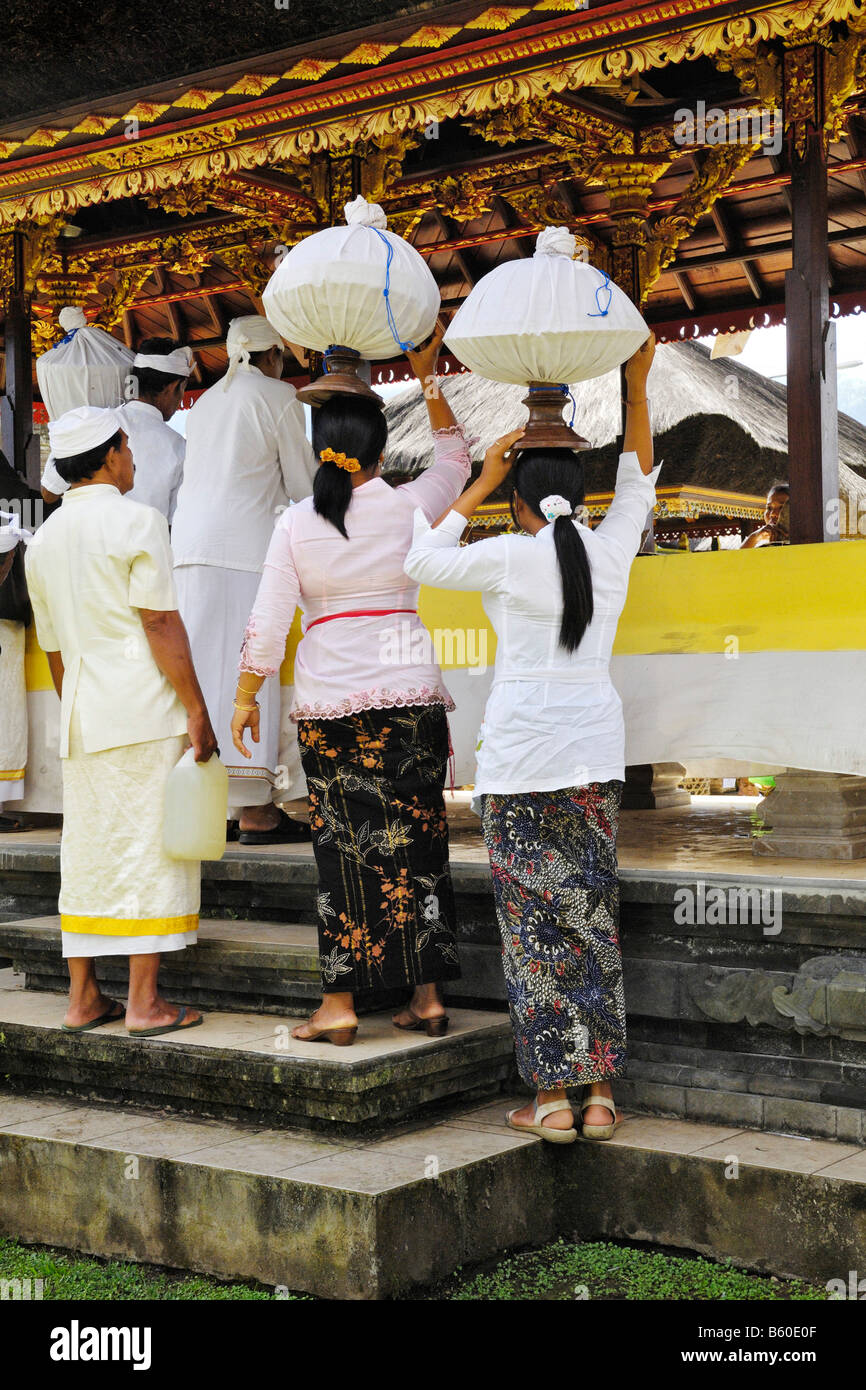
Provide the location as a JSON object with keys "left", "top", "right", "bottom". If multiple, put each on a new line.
{"left": 305, "top": 607, "right": 418, "bottom": 632}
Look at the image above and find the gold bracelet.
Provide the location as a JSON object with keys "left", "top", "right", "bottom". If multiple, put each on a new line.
{"left": 237, "top": 681, "right": 260, "bottom": 694}
{"left": 234, "top": 700, "right": 258, "bottom": 712}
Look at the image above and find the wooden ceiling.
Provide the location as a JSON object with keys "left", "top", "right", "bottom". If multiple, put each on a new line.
{"left": 2, "top": 0, "right": 865, "bottom": 397}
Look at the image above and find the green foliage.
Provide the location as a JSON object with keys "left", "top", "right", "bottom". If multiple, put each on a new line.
{"left": 0, "top": 1235, "right": 829, "bottom": 1301}
{"left": 436, "top": 1239, "right": 829, "bottom": 1302}
{"left": 0, "top": 1238, "right": 303, "bottom": 1301}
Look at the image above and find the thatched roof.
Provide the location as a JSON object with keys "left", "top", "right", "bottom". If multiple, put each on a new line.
{"left": 383, "top": 340, "right": 866, "bottom": 507}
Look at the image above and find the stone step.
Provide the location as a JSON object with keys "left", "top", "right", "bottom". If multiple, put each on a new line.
{"left": 0, "top": 970, "right": 515, "bottom": 1137}
{"left": 1, "top": 915, "right": 327, "bottom": 1015}
{"left": 0, "top": 913, "right": 504, "bottom": 1014}
{"left": 1, "top": 1087, "right": 863, "bottom": 1298}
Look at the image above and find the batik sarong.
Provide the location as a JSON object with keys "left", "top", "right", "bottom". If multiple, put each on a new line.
{"left": 482, "top": 781, "right": 625, "bottom": 1090}
{"left": 298, "top": 703, "right": 460, "bottom": 995}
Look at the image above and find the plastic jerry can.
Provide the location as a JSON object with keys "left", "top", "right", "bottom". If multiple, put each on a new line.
{"left": 163, "top": 748, "right": 229, "bottom": 861}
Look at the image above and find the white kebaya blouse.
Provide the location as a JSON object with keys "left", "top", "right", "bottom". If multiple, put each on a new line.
{"left": 239, "top": 426, "right": 473, "bottom": 720}
{"left": 403, "top": 451, "right": 660, "bottom": 802}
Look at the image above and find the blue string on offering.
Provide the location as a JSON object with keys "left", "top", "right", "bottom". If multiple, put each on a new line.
{"left": 587, "top": 267, "right": 613, "bottom": 318}
{"left": 58, "top": 329, "right": 80, "bottom": 345}
{"left": 566, "top": 389, "right": 577, "bottom": 427}
{"left": 371, "top": 226, "right": 417, "bottom": 353}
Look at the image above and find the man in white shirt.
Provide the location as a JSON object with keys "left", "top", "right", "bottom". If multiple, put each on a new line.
{"left": 26, "top": 404, "right": 217, "bottom": 1037}
{"left": 40, "top": 338, "right": 191, "bottom": 523}
{"left": 171, "top": 314, "right": 317, "bottom": 841}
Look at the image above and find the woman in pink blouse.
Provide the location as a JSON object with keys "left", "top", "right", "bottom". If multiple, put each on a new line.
{"left": 231, "top": 327, "right": 494, "bottom": 1045}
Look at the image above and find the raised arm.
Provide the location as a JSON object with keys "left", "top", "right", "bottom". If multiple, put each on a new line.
{"left": 622, "top": 333, "right": 655, "bottom": 475}
{"left": 396, "top": 322, "right": 474, "bottom": 518}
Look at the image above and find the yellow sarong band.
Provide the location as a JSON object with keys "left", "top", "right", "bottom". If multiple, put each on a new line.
{"left": 0, "top": 769, "right": 25, "bottom": 779}
{"left": 60, "top": 913, "right": 199, "bottom": 937}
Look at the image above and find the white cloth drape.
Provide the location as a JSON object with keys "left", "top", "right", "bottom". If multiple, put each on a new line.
{"left": 0, "top": 618, "right": 27, "bottom": 804}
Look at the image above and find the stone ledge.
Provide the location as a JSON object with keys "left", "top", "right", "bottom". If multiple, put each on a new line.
{"left": 0, "top": 977, "right": 515, "bottom": 1136}
{"left": 1, "top": 1091, "right": 863, "bottom": 1297}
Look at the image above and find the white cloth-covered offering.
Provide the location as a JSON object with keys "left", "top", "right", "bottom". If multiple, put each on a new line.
{"left": 444, "top": 227, "right": 648, "bottom": 385}
{"left": 36, "top": 308, "right": 135, "bottom": 419}
{"left": 262, "top": 197, "right": 440, "bottom": 359}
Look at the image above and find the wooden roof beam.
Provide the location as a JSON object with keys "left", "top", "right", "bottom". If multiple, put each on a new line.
{"left": 710, "top": 201, "right": 762, "bottom": 300}
{"left": 673, "top": 270, "right": 696, "bottom": 312}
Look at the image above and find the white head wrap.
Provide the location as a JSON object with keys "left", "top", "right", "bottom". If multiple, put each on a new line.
{"left": 534, "top": 227, "right": 577, "bottom": 259}
{"left": 223, "top": 315, "right": 284, "bottom": 390}
{"left": 58, "top": 306, "right": 88, "bottom": 333}
{"left": 539, "top": 494, "right": 574, "bottom": 523}
{"left": 48, "top": 405, "right": 124, "bottom": 460}
{"left": 0, "top": 511, "right": 33, "bottom": 554}
{"left": 133, "top": 344, "right": 194, "bottom": 376}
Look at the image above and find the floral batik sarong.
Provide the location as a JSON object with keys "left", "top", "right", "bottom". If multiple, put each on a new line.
{"left": 298, "top": 704, "right": 461, "bottom": 995}
{"left": 481, "top": 782, "right": 625, "bottom": 1090}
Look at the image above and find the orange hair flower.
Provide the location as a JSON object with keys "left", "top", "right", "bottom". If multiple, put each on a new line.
{"left": 319, "top": 447, "right": 360, "bottom": 473}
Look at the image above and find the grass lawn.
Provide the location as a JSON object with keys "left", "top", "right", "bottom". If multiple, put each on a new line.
{"left": 0, "top": 1235, "right": 828, "bottom": 1301}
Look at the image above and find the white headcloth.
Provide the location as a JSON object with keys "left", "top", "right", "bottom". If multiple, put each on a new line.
{"left": 223, "top": 315, "right": 284, "bottom": 390}
{"left": 0, "top": 511, "right": 34, "bottom": 554}
{"left": 48, "top": 405, "right": 124, "bottom": 459}
{"left": 133, "top": 345, "right": 194, "bottom": 376}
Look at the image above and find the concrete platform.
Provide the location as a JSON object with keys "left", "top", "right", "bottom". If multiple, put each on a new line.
{"left": 0, "top": 969, "right": 514, "bottom": 1136}
{"left": 1, "top": 1087, "right": 863, "bottom": 1298}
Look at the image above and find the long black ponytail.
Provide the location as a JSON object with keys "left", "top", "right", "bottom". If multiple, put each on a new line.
{"left": 512, "top": 449, "right": 593, "bottom": 653}
{"left": 311, "top": 396, "right": 389, "bottom": 538}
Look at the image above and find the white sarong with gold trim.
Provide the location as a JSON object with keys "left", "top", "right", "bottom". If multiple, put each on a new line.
{"left": 60, "top": 710, "right": 199, "bottom": 958}
{"left": 0, "top": 618, "right": 27, "bottom": 804}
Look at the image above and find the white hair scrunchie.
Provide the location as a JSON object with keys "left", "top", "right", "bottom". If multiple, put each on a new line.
{"left": 540, "top": 494, "right": 574, "bottom": 523}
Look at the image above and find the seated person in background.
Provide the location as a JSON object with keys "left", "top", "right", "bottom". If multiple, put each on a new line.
{"left": 740, "top": 482, "right": 789, "bottom": 548}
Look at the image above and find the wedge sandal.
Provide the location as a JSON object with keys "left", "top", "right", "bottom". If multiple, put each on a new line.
{"left": 580, "top": 1093, "right": 619, "bottom": 1140}
{"left": 506, "top": 1099, "right": 577, "bottom": 1145}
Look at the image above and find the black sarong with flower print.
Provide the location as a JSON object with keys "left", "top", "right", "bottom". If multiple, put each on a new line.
{"left": 298, "top": 704, "right": 461, "bottom": 995}
{"left": 481, "top": 782, "right": 625, "bottom": 1090}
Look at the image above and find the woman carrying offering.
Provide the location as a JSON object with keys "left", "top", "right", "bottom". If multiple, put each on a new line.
{"left": 404, "top": 335, "right": 659, "bottom": 1141}
{"left": 231, "top": 325, "right": 470, "bottom": 1044}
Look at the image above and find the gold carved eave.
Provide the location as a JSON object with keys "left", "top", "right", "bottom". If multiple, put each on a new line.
{"left": 2, "top": 0, "right": 865, "bottom": 228}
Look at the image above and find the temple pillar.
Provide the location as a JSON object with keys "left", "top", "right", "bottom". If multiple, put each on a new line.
{"left": 782, "top": 43, "right": 838, "bottom": 545}
{"left": 1, "top": 230, "right": 41, "bottom": 489}
{"left": 753, "top": 771, "right": 866, "bottom": 860}
{"left": 621, "top": 763, "right": 691, "bottom": 811}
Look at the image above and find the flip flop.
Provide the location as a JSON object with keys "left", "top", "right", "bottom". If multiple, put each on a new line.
{"left": 127, "top": 1005, "right": 204, "bottom": 1039}
{"left": 0, "top": 814, "right": 23, "bottom": 834}
{"left": 238, "top": 809, "right": 312, "bottom": 845}
{"left": 61, "top": 1000, "right": 125, "bottom": 1033}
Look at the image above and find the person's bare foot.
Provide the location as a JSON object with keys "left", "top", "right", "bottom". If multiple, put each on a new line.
{"left": 125, "top": 996, "right": 202, "bottom": 1032}
{"left": 582, "top": 1080, "right": 618, "bottom": 1129}
{"left": 63, "top": 990, "right": 123, "bottom": 1030}
{"left": 292, "top": 1002, "right": 358, "bottom": 1040}
{"left": 392, "top": 982, "right": 446, "bottom": 1029}
{"left": 509, "top": 1088, "right": 574, "bottom": 1132}
{"left": 238, "top": 804, "right": 280, "bottom": 833}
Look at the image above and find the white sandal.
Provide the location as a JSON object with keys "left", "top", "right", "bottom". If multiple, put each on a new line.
{"left": 506, "top": 1099, "right": 577, "bottom": 1145}
{"left": 580, "top": 1093, "right": 619, "bottom": 1140}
